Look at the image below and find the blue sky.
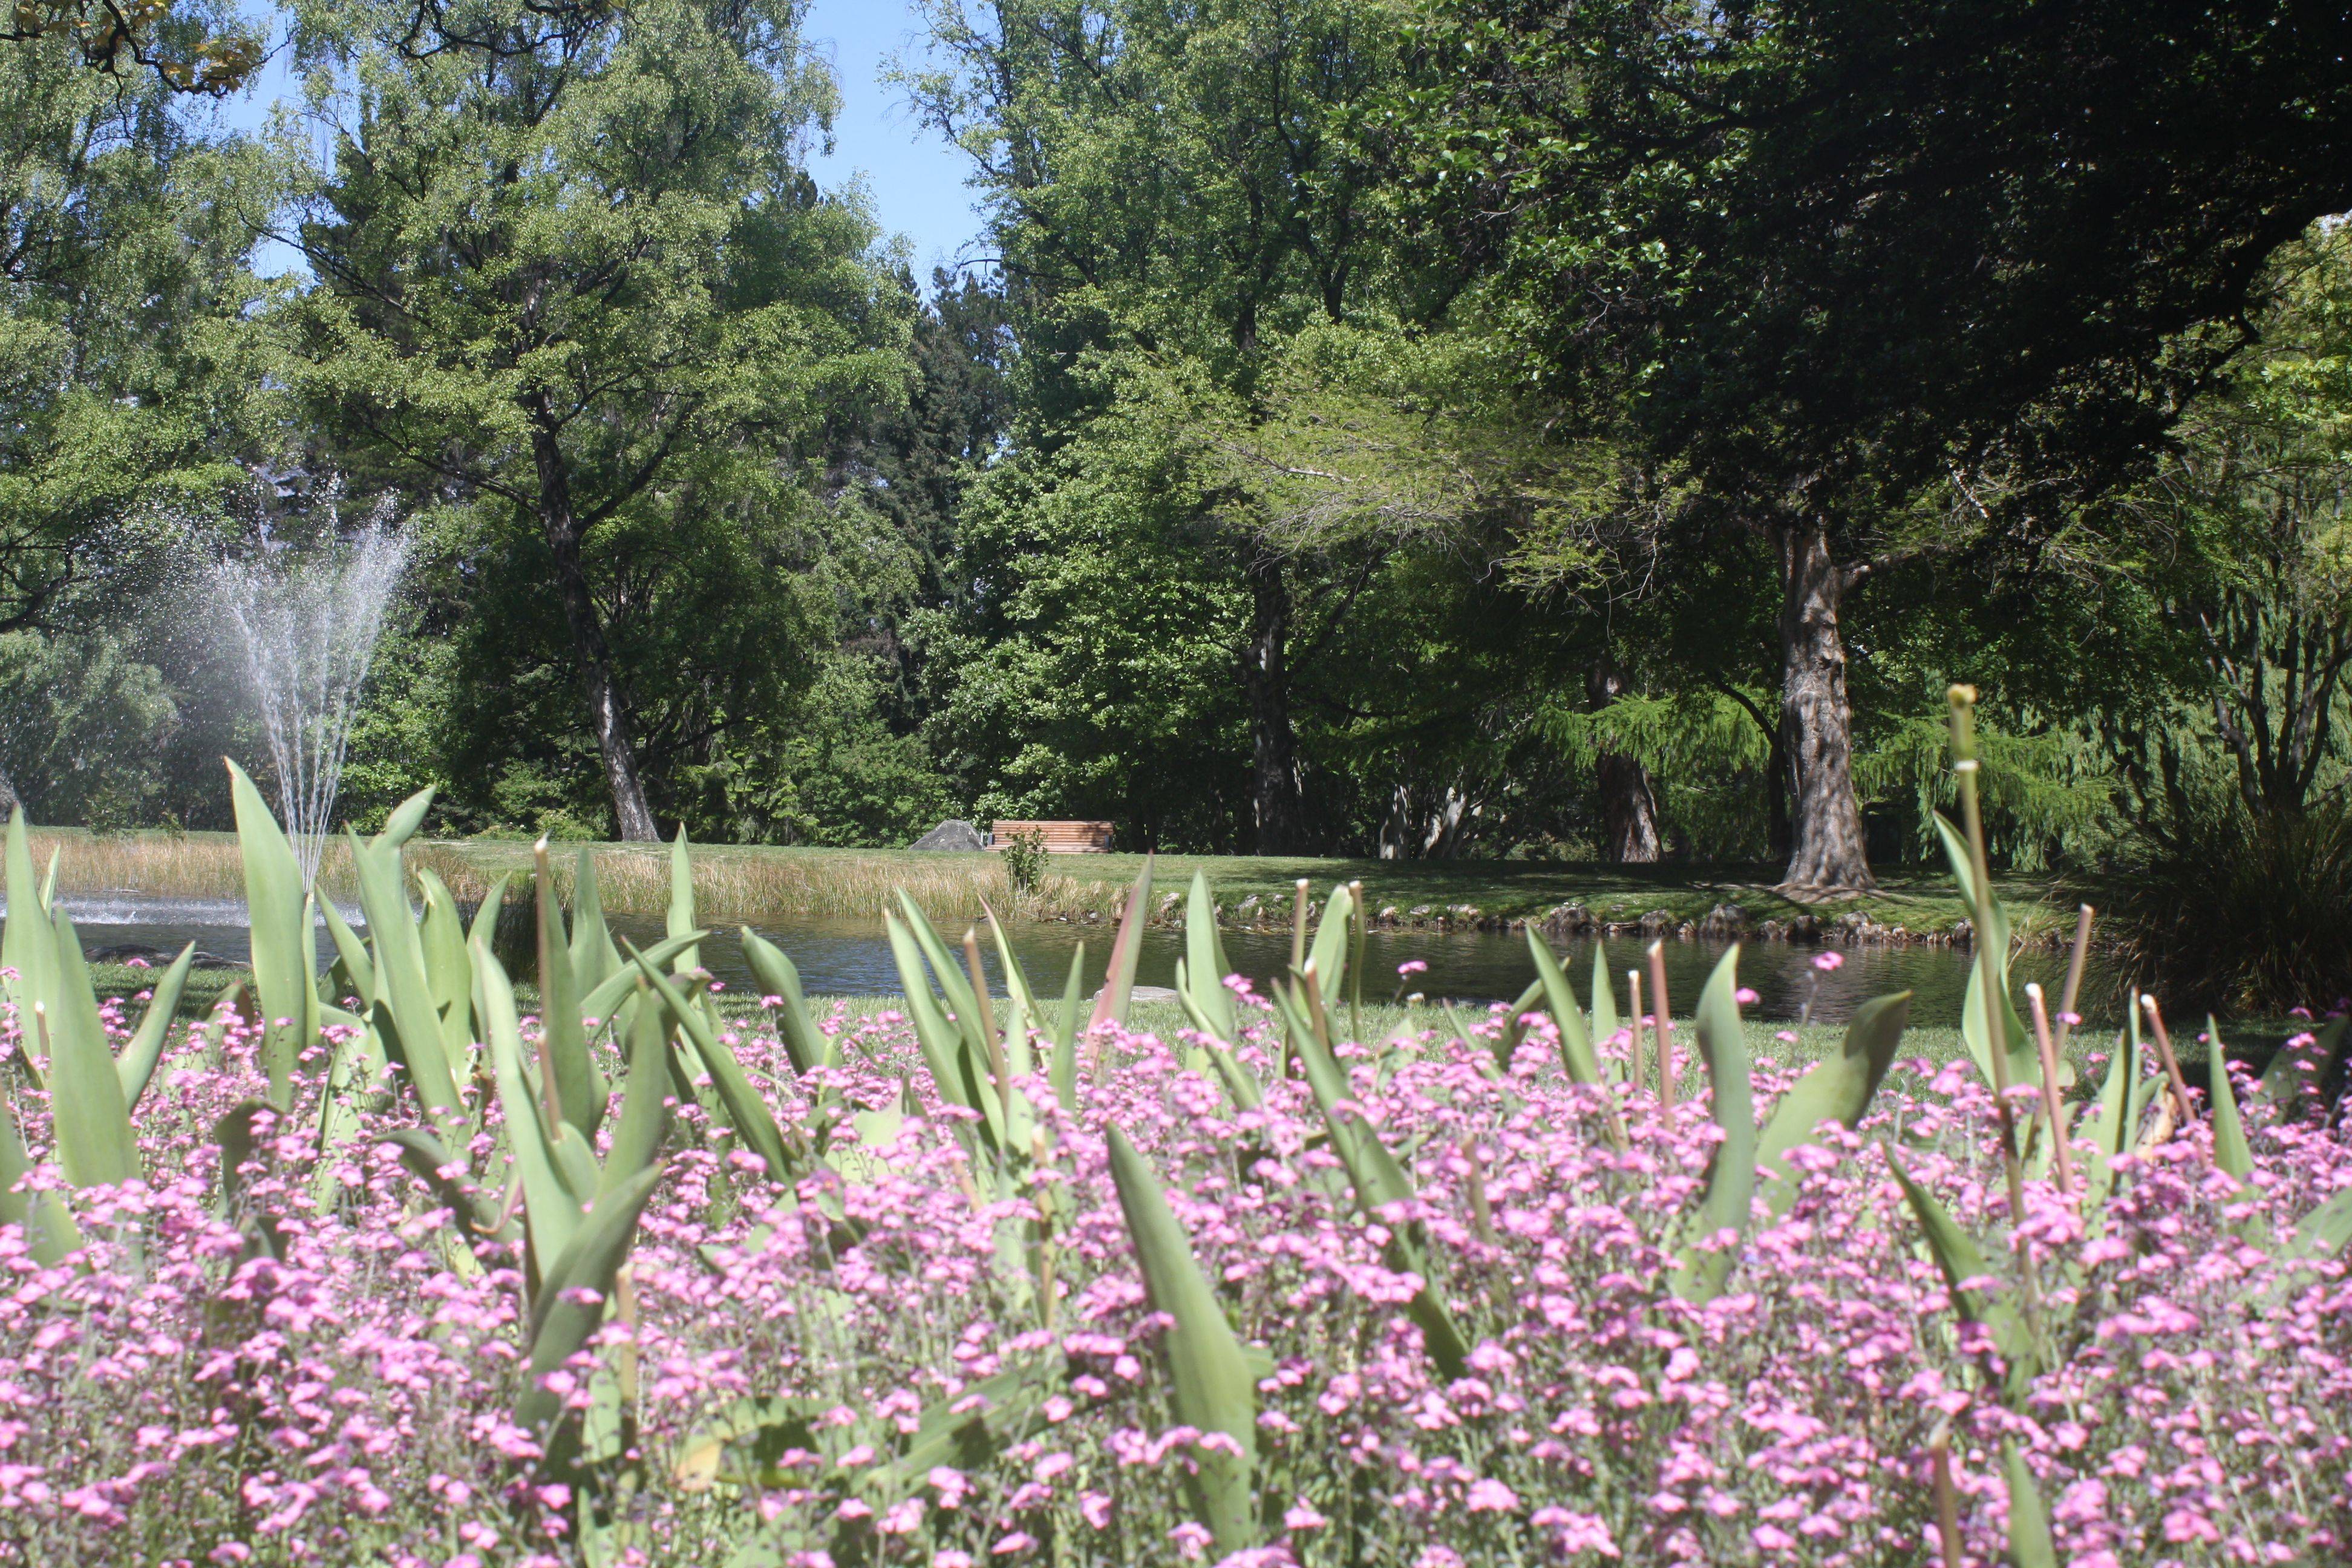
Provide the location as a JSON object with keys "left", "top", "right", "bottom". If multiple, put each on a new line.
{"left": 803, "top": 0, "right": 989, "bottom": 282}
{"left": 217, "top": 1, "right": 987, "bottom": 286}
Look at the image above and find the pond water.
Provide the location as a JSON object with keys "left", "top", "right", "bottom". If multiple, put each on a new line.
{"left": 31, "top": 895, "right": 2115, "bottom": 1026}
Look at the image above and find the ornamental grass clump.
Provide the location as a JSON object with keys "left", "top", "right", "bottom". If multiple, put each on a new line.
{"left": 0, "top": 717, "right": 2345, "bottom": 1565}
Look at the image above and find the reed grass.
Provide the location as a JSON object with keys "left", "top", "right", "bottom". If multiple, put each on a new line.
{"left": 9, "top": 829, "right": 2060, "bottom": 938}
{"left": 4, "top": 831, "right": 1128, "bottom": 926}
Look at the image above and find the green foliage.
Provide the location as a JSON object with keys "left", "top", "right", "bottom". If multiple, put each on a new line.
{"left": 999, "top": 828, "right": 1048, "bottom": 894}
{"left": 271, "top": 0, "right": 910, "bottom": 837}
{"left": 1103, "top": 1128, "right": 1260, "bottom": 1551}
{"left": 2091, "top": 793, "right": 2352, "bottom": 1017}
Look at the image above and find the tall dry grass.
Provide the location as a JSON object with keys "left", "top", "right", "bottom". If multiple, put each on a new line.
{"left": 3, "top": 831, "right": 1134, "bottom": 927}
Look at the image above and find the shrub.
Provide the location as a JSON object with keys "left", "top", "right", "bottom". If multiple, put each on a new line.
{"left": 2087, "top": 795, "right": 2352, "bottom": 1016}
{"left": 1002, "top": 825, "right": 1050, "bottom": 892}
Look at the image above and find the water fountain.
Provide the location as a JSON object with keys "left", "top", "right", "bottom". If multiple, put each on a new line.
{"left": 214, "top": 526, "right": 411, "bottom": 889}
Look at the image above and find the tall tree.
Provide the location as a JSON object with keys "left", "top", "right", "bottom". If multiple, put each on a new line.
{"left": 1396, "top": 0, "right": 2352, "bottom": 887}
{"left": 2114, "top": 228, "right": 2352, "bottom": 828}
{"left": 273, "top": 0, "right": 907, "bottom": 839}
{"left": 909, "top": 0, "right": 1414, "bottom": 851}
{"left": 0, "top": 30, "right": 259, "bottom": 639}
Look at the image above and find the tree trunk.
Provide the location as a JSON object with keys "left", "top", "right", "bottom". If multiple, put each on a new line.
{"left": 1775, "top": 520, "right": 1874, "bottom": 889}
{"left": 0, "top": 763, "right": 18, "bottom": 819}
{"left": 1242, "top": 554, "right": 1307, "bottom": 854}
{"left": 1586, "top": 662, "right": 1661, "bottom": 863}
{"left": 532, "top": 423, "right": 660, "bottom": 843}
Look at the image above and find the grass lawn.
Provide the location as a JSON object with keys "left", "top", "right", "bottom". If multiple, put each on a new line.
{"left": 25, "top": 827, "right": 2066, "bottom": 936}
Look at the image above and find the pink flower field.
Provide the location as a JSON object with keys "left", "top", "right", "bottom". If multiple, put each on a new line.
{"left": 1, "top": 977, "right": 2348, "bottom": 1567}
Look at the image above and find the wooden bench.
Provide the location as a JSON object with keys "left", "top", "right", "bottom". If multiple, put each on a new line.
{"left": 990, "top": 820, "right": 1115, "bottom": 854}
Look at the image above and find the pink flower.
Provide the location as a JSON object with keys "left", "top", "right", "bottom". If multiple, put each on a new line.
{"left": 1397, "top": 961, "right": 1429, "bottom": 976}
{"left": 1734, "top": 987, "right": 1760, "bottom": 1005}
{"left": 1284, "top": 1500, "right": 1328, "bottom": 1531}
{"left": 1465, "top": 1478, "right": 1519, "bottom": 1513}
{"left": 1168, "top": 1522, "right": 1214, "bottom": 1561}
{"left": 1812, "top": 951, "right": 1843, "bottom": 972}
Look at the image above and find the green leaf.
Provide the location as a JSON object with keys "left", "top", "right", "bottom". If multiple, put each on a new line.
{"left": 116, "top": 944, "right": 197, "bottom": 1113}
{"left": 1184, "top": 871, "right": 1238, "bottom": 1043}
{"left": 477, "top": 936, "right": 582, "bottom": 1279}
{"left": 1674, "top": 947, "right": 1753, "bottom": 1302}
{"left": 1888, "top": 1148, "right": 2038, "bottom": 1401}
{"left": 1589, "top": 940, "right": 1620, "bottom": 1080}
{"left": 1936, "top": 814, "right": 2040, "bottom": 1093}
{"left": 517, "top": 1160, "right": 665, "bottom": 1442}
{"left": 2, "top": 808, "right": 58, "bottom": 1031}
{"left": 667, "top": 826, "right": 699, "bottom": 976}
{"left": 2258, "top": 1014, "right": 2348, "bottom": 1114}
{"left": 894, "top": 892, "right": 990, "bottom": 1065}
{"left": 379, "top": 787, "right": 434, "bottom": 849}
{"left": 1050, "top": 942, "right": 1086, "bottom": 1110}
{"left": 2004, "top": 1443, "right": 2059, "bottom": 1568}
{"left": 1087, "top": 855, "right": 1154, "bottom": 1033}
{"left": 346, "top": 817, "right": 468, "bottom": 1149}
{"left": 2295, "top": 1186, "right": 2352, "bottom": 1258}
{"left": 466, "top": 872, "right": 513, "bottom": 954}
{"left": 1494, "top": 978, "right": 1547, "bottom": 1070}
{"left": 227, "top": 760, "right": 319, "bottom": 1107}
{"left": 387, "top": 1125, "right": 508, "bottom": 1243}
{"left": 417, "top": 869, "right": 475, "bottom": 1057}
{"left": 1755, "top": 990, "right": 1910, "bottom": 1220}
{"left": 313, "top": 1007, "right": 383, "bottom": 1205}
{"left": 1104, "top": 1128, "right": 1258, "bottom": 1551}
{"left": 1284, "top": 979, "right": 1469, "bottom": 1377}
{"left": 319, "top": 897, "right": 375, "bottom": 1005}
{"left": 602, "top": 981, "right": 671, "bottom": 1194}
{"left": 1178, "top": 981, "right": 1263, "bottom": 1110}
{"left": 740, "top": 927, "right": 827, "bottom": 1079}
{"left": 629, "top": 945, "right": 797, "bottom": 1183}
{"left": 1307, "top": 883, "right": 1353, "bottom": 1008}
{"left": 579, "top": 931, "right": 701, "bottom": 1033}
{"left": 535, "top": 849, "right": 603, "bottom": 1137}
{"left": 891, "top": 1361, "right": 1059, "bottom": 1480}
{"left": 883, "top": 912, "right": 983, "bottom": 1119}
{"left": 0, "top": 1086, "right": 79, "bottom": 1264}
{"left": 2207, "top": 1016, "right": 2254, "bottom": 1185}
{"left": 569, "top": 848, "right": 622, "bottom": 994}
{"left": 42, "top": 907, "right": 139, "bottom": 1189}
{"left": 1526, "top": 929, "right": 1605, "bottom": 1085}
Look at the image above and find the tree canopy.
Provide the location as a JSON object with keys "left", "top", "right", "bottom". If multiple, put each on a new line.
{"left": 0, "top": 0, "right": 2347, "bottom": 887}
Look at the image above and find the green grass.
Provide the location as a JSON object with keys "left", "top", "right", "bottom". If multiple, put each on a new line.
{"left": 26, "top": 828, "right": 2064, "bottom": 936}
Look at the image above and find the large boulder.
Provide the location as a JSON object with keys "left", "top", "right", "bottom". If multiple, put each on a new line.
{"left": 910, "top": 818, "right": 987, "bottom": 852}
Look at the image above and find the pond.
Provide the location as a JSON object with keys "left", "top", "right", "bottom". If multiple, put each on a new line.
{"left": 36, "top": 895, "right": 2114, "bottom": 1025}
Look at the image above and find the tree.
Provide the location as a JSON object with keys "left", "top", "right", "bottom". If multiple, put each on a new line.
{"left": 273, "top": 0, "right": 908, "bottom": 839}
{"left": 2117, "top": 228, "right": 2352, "bottom": 828}
{"left": 0, "top": 31, "right": 260, "bottom": 639}
{"left": 2, "top": 0, "right": 260, "bottom": 94}
{"left": 1395, "top": 0, "right": 2352, "bottom": 887}
{"left": 909, "top": 0, "right": 1418, "bottom": 851}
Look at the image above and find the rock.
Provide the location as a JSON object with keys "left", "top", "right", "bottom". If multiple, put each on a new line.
{"left": 1543, "top": 902, "right": 1594, "bottom": 938}
{"left": 909, "top": 819, "right": 987, "bottom": 852}
{"left": 1700, "top": 903, "right": 1749, "bottom": 936}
